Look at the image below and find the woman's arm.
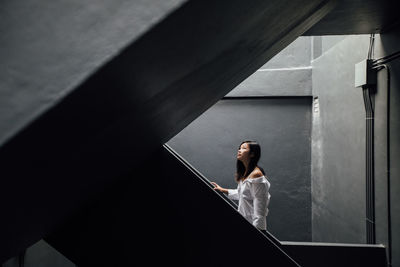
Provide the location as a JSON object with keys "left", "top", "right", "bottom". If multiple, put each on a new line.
{"left": 250, "top": 182, "right": 270, "bottom": 230}
{"left": 211, "top": 182, "right": 239, "bottom": 200}
{"left": 210, "top": 182, "right": 228, "bottom": 194}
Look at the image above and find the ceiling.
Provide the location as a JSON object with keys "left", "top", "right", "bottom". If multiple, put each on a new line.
{"left": 304, "top": 0, "right": 399, "bottom": 35}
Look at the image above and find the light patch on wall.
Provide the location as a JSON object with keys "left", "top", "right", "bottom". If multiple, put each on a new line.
{"left": 313, "top": 96, "right": 320, "bottom": 114}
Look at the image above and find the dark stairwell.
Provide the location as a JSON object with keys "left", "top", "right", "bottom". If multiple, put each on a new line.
{"left": 1, "top": 0, "right": 399, "bottom": 266}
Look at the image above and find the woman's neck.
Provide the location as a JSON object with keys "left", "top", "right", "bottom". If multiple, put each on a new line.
{"left": 244, "top": 163, "right": 257, "bottom": 179}
{"left": 242, "top": 159, "right": 250, "bottom": 171}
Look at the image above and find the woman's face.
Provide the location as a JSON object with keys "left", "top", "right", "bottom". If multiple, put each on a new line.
{"left": 237, "top": 142, "right": 251, "bottom": 163}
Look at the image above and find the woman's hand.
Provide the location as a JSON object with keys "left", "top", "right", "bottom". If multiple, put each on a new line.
{"left": 211, "top": 182, "right": 228, "bottom": 194}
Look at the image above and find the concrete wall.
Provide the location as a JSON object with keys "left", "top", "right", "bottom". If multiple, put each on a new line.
{"left": 0, "top": 0, "right": 183, "bottom": 148}
{"left": 311, "top": 35, "right": 369, "bottom": 243}
{"left": 168, "top": 97, "right": 312, "bottom": 241}
{"left": 227, "top": 37, "right": 312, "bottom": 97}
{"left": 168, "top": 37, "right": 313, "bottom": 241}
{"left": 311, "top": 29, "right": 400, "bottom": 267}
{"left": 169, "top": 30, "right": 400, "bottom": 264}
{"left": 374, "top": 28, "right": 400, "bottom": 267}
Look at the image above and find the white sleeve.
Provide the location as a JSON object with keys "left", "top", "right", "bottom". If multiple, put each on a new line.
{"left": 250, "top": 183, "right": 269, "bottom": 229}
{"left": 227, "top": 189, "right": 239, "bottom": 200}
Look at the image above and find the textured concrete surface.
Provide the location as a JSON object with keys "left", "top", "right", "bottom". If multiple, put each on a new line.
{"left": 0, "top": 0, "right": 184, "bottom": 148}
{"left": 311, "top": 35, "right": 370, "bottom": 243}
{"left": 228, "top": 37, "right": 313, "bottom": 97}
{"left": 261, "top": 37, "right": 312, "bottom": 69}
{"left": 311, "top": 30, "right": 400, "bottom": 267}
{"left": 168, "top": 98, "right": 312, "bottom": 242}
{"left": 227, "top": 68, "right": 312, "bottom": 96}
{"left": 374, "top": 28, "right": 400, "bottom": 267}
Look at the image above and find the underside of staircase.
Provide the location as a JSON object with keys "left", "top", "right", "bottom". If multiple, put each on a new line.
{"left": 1, "top": 0, "right": 398, "bottom": 265}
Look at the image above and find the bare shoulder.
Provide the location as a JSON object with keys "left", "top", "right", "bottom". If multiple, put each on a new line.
{"left": 249, "top": 168, "right": 264, "bottom": 179}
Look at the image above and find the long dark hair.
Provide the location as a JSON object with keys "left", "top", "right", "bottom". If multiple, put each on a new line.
{"left": 235, "top": 140, "right": 265, "bottom": 182}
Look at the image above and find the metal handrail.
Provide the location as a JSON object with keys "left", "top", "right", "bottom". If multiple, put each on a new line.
{"left": 163, "top": 144, "right": 301, "bottom": 267}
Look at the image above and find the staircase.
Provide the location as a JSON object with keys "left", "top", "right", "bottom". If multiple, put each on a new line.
{"left": 163, "top": 145, "right": 388, "bottom": 267}
{"left": 44, "top": 145, "right": 387, "bottom": 266}
{"left": 1, "top": 0, "right": 388, "bottom": 266}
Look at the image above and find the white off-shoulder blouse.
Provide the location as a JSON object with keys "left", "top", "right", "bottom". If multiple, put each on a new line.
{"left": 227, "top": 176, "right": 271, "bottom": 230}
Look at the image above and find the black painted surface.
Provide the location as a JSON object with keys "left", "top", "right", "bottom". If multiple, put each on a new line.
{"left": 45, "top": 146, "right": 300, "bottom": 266}
{"left": 2, "top": 240, "right": 75, "bottom": 267}
{"left": 168, "top": 98, "right": 312, "bottom": 242}
{"left": 44, "top": 146, "right": 388, "bottom": 266}
{"left": 282, "top": 242, "right": 387, "bottom": 267}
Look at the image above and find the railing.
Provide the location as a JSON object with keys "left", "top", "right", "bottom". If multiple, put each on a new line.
{"left": 163, "top": 144, "right": 301, "bottom": 267}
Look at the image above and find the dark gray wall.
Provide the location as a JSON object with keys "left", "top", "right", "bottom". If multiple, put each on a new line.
{"left": 168, "top": 97, "right": 312, "bottom": 241}
{"left": 374, "top": 28, "right": 400, "bottom": 267}
{"left": 168, "top": 37, "right": 314, "bottom": 242}
{"left": 311, "top": 35, "right": 370, "bottom": 243}
{"left": 311, "top": 30, "right": 400, "bottom": 267}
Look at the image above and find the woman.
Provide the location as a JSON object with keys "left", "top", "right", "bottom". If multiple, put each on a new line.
{"left": 211, "top": 140, "right": 271, "bottom": 230}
